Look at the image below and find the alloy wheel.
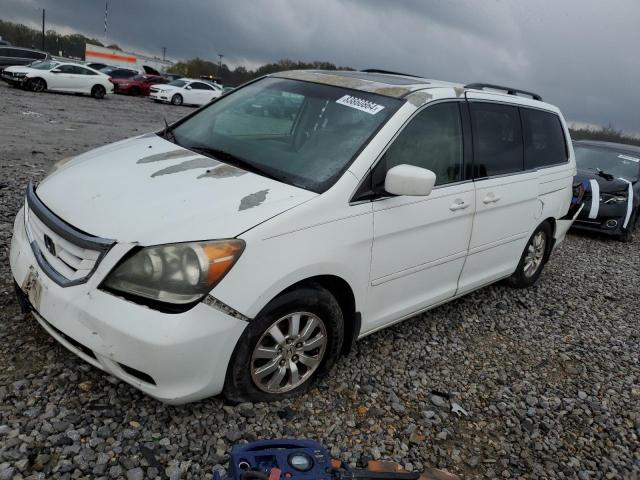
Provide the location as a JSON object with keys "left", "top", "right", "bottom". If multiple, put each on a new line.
{"left": 31, "top": 79, "right": 45, "bottom": 92}
{"left": 523, "top": 231, "right": 546, "bottom": 278}
{"left": 250, "top": 312, "right": 327, "bottom": 394}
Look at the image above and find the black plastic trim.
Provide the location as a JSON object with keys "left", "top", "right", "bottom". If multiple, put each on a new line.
{"left": 26, "top": 181, "right": 114, "bottom": 251}
{"left": 360, "top": 69, "right": 423, "bottom": 79}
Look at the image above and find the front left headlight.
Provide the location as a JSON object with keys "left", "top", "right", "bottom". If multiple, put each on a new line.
{"left": 101, "top": 240, "right": 244, "bottom": 307}
{"left": 600, "top": 192, "right": 628, "bottom": 205}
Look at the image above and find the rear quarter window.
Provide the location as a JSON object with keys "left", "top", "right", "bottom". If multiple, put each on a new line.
{"left": 521, "top": 108, "right": 567, "bottom": 169}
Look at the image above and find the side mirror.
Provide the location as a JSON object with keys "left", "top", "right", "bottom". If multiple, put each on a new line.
{"left": 384, "top": 164, "right": 436, "bottom": 196}
{"left": 51, "top": 69, "right": 61, "bottom": 73}
{"left": 185, "top": 85, "right": 192, "bottom": 90}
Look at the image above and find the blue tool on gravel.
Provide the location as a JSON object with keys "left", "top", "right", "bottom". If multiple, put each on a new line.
{"left": 213, "top": 439, "right": 422, "bottom": 480}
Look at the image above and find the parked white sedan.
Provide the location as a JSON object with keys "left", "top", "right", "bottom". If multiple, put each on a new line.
{"left": 148, "top": 78, "right": 223, "bottom": 106}
{"left": 24, "top": 61, "right": 113, "bottom": 99}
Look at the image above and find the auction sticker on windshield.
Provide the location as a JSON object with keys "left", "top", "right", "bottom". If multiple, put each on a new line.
{"left": 336, "top": 95, "right": 385, "bottom": 114}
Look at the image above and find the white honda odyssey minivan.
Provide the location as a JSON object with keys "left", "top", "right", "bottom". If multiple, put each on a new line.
{"left": 10, "top": 70, "right": 578, "bottom": 404}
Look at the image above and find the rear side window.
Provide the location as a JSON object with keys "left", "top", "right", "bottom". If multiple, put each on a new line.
{"left": 190, "top": 82, "right": 212, "bottom": 90}
{"left": 521, "top": 108, "right": 567, "bottom": 169}
{"left": 470, "top": 102, "right": 523, "bottom": 177}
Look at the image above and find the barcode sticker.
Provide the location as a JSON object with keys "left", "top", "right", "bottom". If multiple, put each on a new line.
{"left": 336, "top": 95, "right": 385, "bottom": 115}
{"left": 619, "top": 154, "right": 639, "bottom": 163}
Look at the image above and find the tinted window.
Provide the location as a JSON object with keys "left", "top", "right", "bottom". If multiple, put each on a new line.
{"left": 76, "top": 66, "right": 97, "bottom": 75}
{"left": 470, "top": 102, "right": 523, "bottom": 177}
{"left": 110, "top": 69, "right": 136, "bottom": 78}
{"left": 377, "top": 102, "right": 464, "bottom": 186}
{"left": 57, "top": 65, "right": 77, "bottom": 73}
{"left": 190, "top": 82, "right": 212, "bottom": 90}
{"left": 4, "top": 48, "right": 18, "bottom": 57}
{"left": 521, "top": 108, "right": 567, "bottom": 169}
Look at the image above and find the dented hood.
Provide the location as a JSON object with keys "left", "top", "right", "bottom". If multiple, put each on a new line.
{"left": 37, "top": 134, "right": 317, "bottom": 244}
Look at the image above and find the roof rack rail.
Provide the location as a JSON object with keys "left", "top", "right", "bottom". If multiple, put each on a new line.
{"left": 361, "top": 69, "right": 422, "bottom": 78}
{"left": 464, "top": 83, "right": 543, "bottom": 101}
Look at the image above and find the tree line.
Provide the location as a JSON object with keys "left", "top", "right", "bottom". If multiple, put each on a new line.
{"left": 167, "top": 58, "right": 352, "bottom": 86}
{"left": 569, "top": 125, "right": 640, "bottom": 147}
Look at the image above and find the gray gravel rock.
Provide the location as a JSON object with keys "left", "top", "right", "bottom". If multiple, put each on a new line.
{"left": 0, "top": 81, "right": 639, "bottom": 479}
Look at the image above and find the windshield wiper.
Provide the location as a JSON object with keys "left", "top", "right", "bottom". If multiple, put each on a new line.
{"left": 594, "top": 168, "right": 615, "bottom": 181}
{"left": 185, "top": 145, "right": 281, "bottom": 182}
{"left": 161, "top": 118, "right": 179, "bottom": 145}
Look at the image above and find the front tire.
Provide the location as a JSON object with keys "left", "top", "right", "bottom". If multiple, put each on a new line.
{"left": 91, "top": 85, "right": 106, "bottom": 99}
{"left": 171, "top": 93, "right": 183, "bottom": 106}
{"left": 224, "top": 284, "right": 344, "bottom": 403}
{"left": 507, "top": 221, "right": 552, "bottom": 289}
{"left": 29, "top": 78, "right": 46, "bottom": 92}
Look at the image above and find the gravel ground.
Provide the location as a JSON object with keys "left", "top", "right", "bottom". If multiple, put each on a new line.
{"left": 0, "top": 81, "right": 639, "bottom": 480}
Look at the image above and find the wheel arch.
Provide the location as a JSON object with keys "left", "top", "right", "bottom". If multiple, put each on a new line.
{"left": 272, "top": 274, "right": 360, "bottom": 356}
{"left": 29, "top": 77, "right": 47, "bottom": 90}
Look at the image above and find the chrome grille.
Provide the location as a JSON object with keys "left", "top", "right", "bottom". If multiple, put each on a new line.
{"left": 26, "top": 206, "right": 101, "bottom": 281}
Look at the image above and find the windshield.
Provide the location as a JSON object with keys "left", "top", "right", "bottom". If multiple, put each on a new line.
{"left": 575, "top": 144, "right": 640, "bottom": 181}
{"left": 172, "top": 77, "right": 401, "bottom": 192}
{"left": 169, "top": 79, "right": 188, "bottom": 87}
{"left": 31, "top": 61, "right": 58, "bottom": 70}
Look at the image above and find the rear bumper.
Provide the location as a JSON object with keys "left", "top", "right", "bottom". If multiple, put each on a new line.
{"left": 10, "top": 207, "right": 247, "bottom": 404}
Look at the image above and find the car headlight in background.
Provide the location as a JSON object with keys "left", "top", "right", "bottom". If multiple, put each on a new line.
{"left": 102, "top": 240, "right": 245, "bottom": 306}
{"left": 600, "top": 192, "right": 628, "bottom": 204}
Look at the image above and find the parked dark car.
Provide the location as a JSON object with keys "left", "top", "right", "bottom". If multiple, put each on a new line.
{"left": 573, "top": 140, "right": 640, "bottom": 241}
{"left": 161, "top": 73, "right": 182, "bottom": 82}
{"left": 0, "top": 46, "right": 48, "bottom": 71}
{"left": 86, "top": 62, "right": 110, "bottom": 71}
{"left": 99, "top": 66, "right": 139, "bottom": 79}
{"left": 112, "top": 74, "right": 168, "bottom": 96}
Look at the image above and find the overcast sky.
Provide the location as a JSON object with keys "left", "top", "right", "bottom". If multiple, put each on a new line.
{"left": 4, "top": 0, "right": 639, "bottom": 133}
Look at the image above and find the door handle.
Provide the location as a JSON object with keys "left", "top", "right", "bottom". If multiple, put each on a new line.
{"left": 449, "top": 199, "right": 470, "bottom": 211}
{"left": 482, "top": 193, "right": 501, "bottom": 204}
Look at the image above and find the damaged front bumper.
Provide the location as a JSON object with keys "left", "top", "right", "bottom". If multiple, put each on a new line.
{"left": 572, "top": 202, "right": 630, "bottom": 236}
{"left": 9, "top": 206, "right": 247, "bottom": 404}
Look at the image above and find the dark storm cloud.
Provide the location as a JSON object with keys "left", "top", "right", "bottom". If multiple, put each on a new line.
{"left": 3, "top": 0, "right": 639, "bottom": 133}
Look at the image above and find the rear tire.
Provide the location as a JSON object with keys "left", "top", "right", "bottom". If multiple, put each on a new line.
{"left": 29, "top": 78, "right": 46, "bottom": 92}
{"left": 507, "top": 221, "right": 552, "bottom": 289}
{"left": 171, "top": 93, "right": 183, "bottom": 106}
{"left": 91, "top": 85, "right": 106, "bottom": 99}
{"left": 129, "top": 86, "right": 141, "bottom": 96}
{"left": 224, "top": 284, "right": 344, "bottom": 403}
